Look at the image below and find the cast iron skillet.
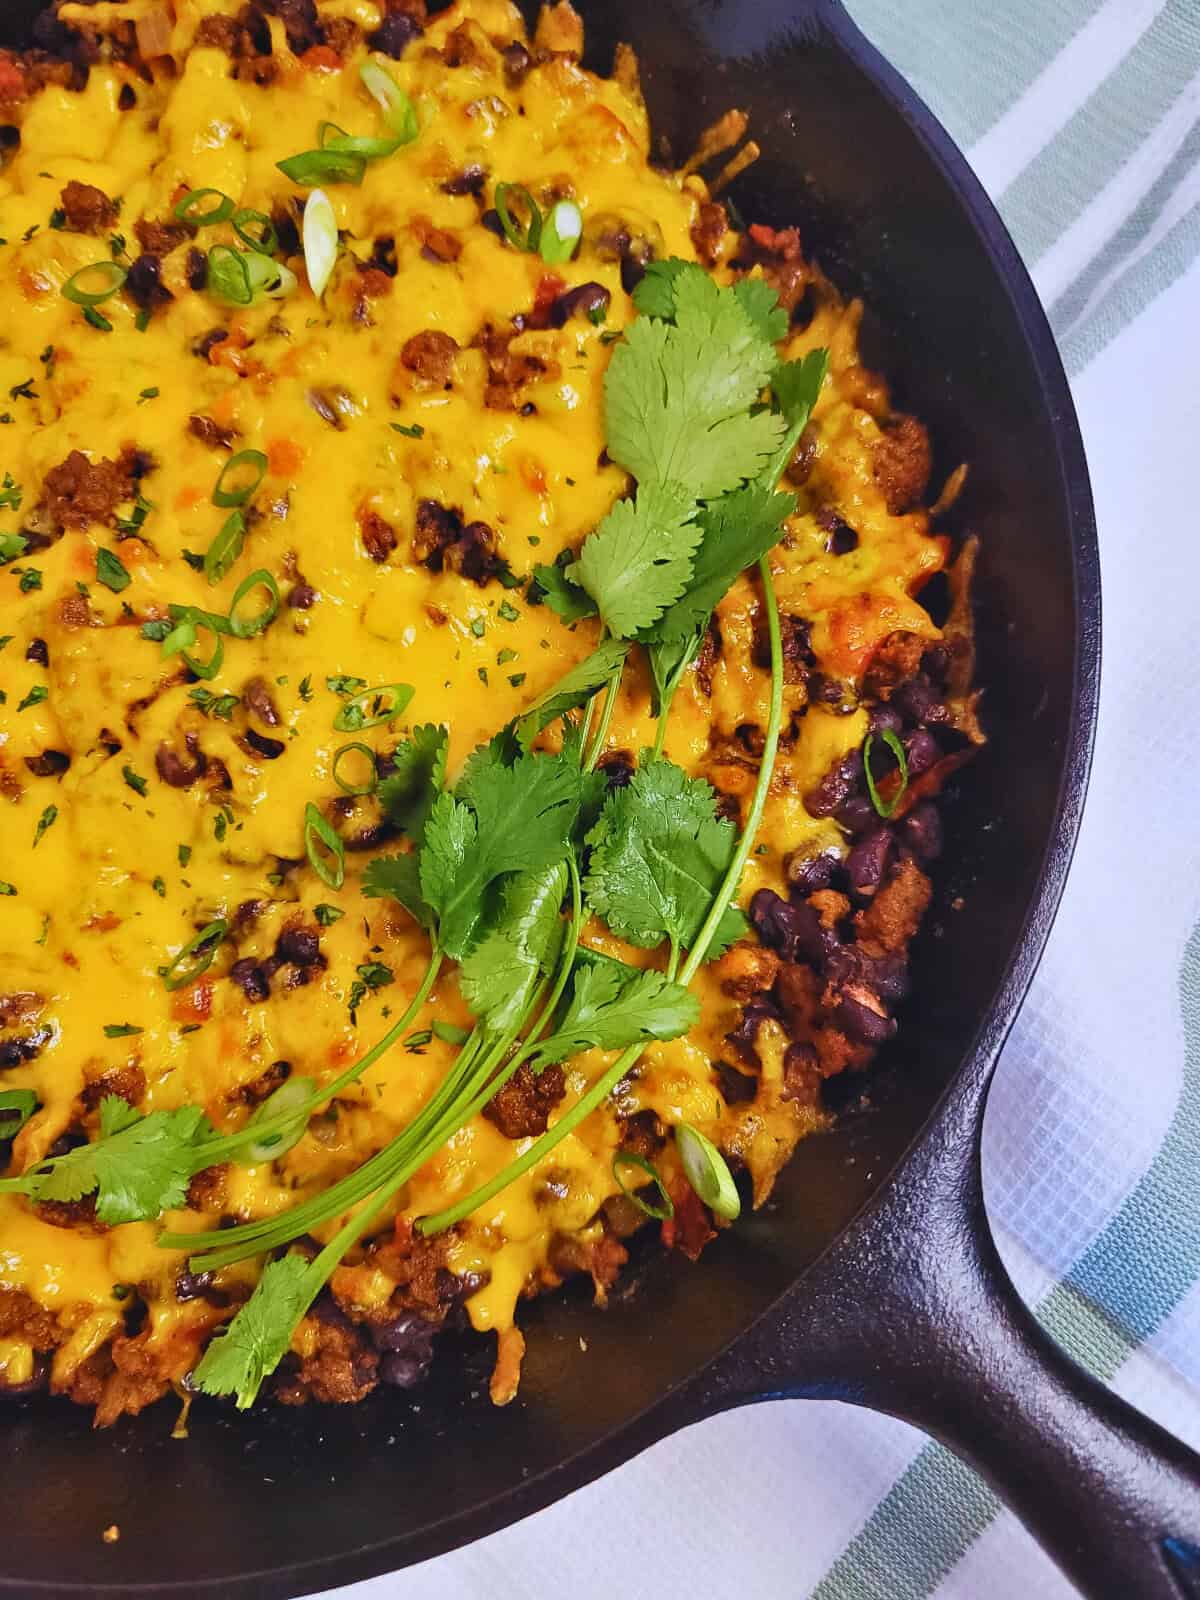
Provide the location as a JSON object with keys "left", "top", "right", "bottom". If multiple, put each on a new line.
{"left": 2, "top": 1, "right": 1199, "bottom": 1596}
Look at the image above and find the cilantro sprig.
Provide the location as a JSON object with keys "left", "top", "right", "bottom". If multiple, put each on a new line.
{"left": 8, "top": 257, "right": 830, "bottom": 1410}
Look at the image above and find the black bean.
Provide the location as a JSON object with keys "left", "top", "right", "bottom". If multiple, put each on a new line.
{"left": 749, "top": 889, "right": 829, "bottom": 966}
{"left": 716, "top": 1061, "right": 757, "bottom": 1104}
{"left": 441, "top": 165, "right": 487, "bottom": 197}
{"left": 287, "top": 581, "right": 317, "bottom": 609}
{"left": 126, "top": 253, "right": 172, "bottom": 310}
{"left": 370, "top": 11, "right": 421, "bottom": 57}
{"left": 836, "top": 991, "right": 896, "bottom": 1046}
{"left": 847, "top": 828, "right": 893, "bottom": 898}
{"left": 276, "top": 925, "right": 320, "bottom": 966}
{"left": 229, "top": 958, "right": 271, "bottom": 1002}
{"left": 904, "top": 728, "right": 941, "bottom": 776}
{"left": 786, "top": 849, "right": 837, "bottom": 895}
{"left": 901, "top": 800, "right": 943, "bottom": 862}
{"left": 782, "top": 1041, "right": 820, "bottom": 1104}
{"left": 184, "top": 248, "right": 208, "bottom": 292}
{"left": 24, "top": 750, "right": 70, "bottom": 777}
{"left": 893, "top": 675, "right": 937, "bottom": 725}
{"left": 551, "top": 282, "right": 611, "bottom": 327}
{"left": 868, "top": 703, "right": 903, "bottom": 737}
{"left": 922, "top": 644, "right": 950, "bottom": 684}
{"left": 726, "top": 995, "right": 777, "bottom": 1066}
{"left": 155, "top": 738, "right": 207, "bottom": 788}
{"left": 598, "top": 749, "right": 635, "bottom": 789}
{"left": 25, "top": 637, "right": 48, "bottom": 666}
{"left": 804, "top": 749, "right": 864, "bottom": 817}
{"left": 0, "top": 1029, "right": 51, "bottom": 1067}
{"left": 834, "top": 793, "right": 878, "bottom": 836}
{"left": 242, "top": 728, "right": 285, "bottom": 760}
{"left": 824, "top": 944, "right": 909, "bottom": 1005}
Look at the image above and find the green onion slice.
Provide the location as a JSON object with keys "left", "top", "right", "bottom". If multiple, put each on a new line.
{"left": 232, "top": 208, "right": 278, "bottom": 254}
{"left": 213, "top": 449, "right": 268, "bottom": 509}
{"left": 303, "top": 188, "right": 338, "bottom": 300}
{"left": 206, "top": 244, "right": 253, "bottom": 306}
{"left": 164, "top": 614, "right": 224, "bottom": 680}
{"left": 203, "top": 510, "right": 246, "bottom": 586}
{"left": 174, "top": 188, "right": 236, "bottom": 226}
{"left": 161, "top": 919, "right": 227, "bottom": 991}
{"left": 277, "top": 148, "right": 367, "bottom": 187}
{"left": 331, "top": 741, "right": 379, "bottom": 796}
{"left": 0, "top": 1088, "right": 38, "bottom": 1140}
{"left": 613, "top": 1150, "right": 674, "bottom": 1220}
{"left": 244, "top": 250, "right": 297, "bottom": 300}
{"left": 304, "top": 802, "right": 345, "bottom": 889}
{"left": 676, "top": 1122, "right": 740, "bottom": 1221}
{"left": 863, "top": 728, "right": 910, "bottom": 820}
{"left": 227, "top": 568, "right": 280, "bottom": 639}
{"left": 319, "top": 120, "right": 402, "bottom": 161}
{"left": 240, "top": 1075, "right": 318, "bottom": 1163}
{"left": 62, "top": 261, "right": 128, "bottom": 307}
{"left": 332, "top": 682, "right": 414, "bottom": 733}
{"left": 494, "top": 182, "right": 542, "bottom": 253}
{"left": 359, "top": 60, "right": 420, "bottom": 143}
{"left": 540, "top": 199, "right": 583, "bottom": 266}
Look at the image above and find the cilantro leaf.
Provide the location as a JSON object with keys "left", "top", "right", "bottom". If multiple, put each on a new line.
{"left": 647, "top": 482, "right": 796, "bottom": 642}
{"left": 585, "top": 759, "right": 748, "bottom": 956}
{"left": 772, "top": 347, "right": 829, "bottom": 431}
{"left": 631, "top": 258, "right": 689, "bottom": 320}
{"left": 191, "top": 1252, "right": 316, "bottom": 1409}
{"left": 362, "top": 852, "right": 435, "bottom": 931}
{"left": 568, "top": 481, "right": 700, "bottom": 638}
{"left": 378, "top": 723, "right": 448, "bottom": 843}
{"left": 18, "top": 1098, "right": 211, "bottom": 1225}
{"left": 0, "top": 531, "right": 27, "bottom": 564}
{"left": 733, "top": 277, "right": 790, "bottom": 344}
{"left": 605, "top": 263, "right": 786, "bottom": 500}
{"left": 514, "top": 640, "right": 630, "bottom": 751}
{"left": 530, "top": 561, "right": 597, "bottom": 623}
{"left": 530, "top": 964, "right": 699, "bottom": 1066}
{"left": 422, "top": 751, "right": 582, "bottom": 958}
{"left": 458, "top": 862, "right": 567, "bottom": 1035}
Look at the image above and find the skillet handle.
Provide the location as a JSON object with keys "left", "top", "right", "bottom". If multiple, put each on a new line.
{"left": 680, "top": 1104, "right": 1200, "bottom": 1599}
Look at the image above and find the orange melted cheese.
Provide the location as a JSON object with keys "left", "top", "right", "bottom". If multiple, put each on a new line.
{"left": 0, "top": 0, "right": 945, "bottom": 1379}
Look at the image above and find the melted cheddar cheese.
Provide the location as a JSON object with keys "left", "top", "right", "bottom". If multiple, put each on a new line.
{"left": 0, "top": 0, "right": 949, "bottom": 1410}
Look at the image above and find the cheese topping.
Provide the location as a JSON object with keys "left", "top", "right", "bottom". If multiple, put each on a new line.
{"left": 0, "top": 0, "right": 947, "bottom": 1399}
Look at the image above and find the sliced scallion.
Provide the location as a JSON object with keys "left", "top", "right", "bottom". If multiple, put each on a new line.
{"left": 863, "top": 728, "right": 909, "bottom": 819}
{"left": 359, "top": 60, "right": 419, "bottom": 143}
{"left": 161, "top": 920, "right": 227, "bottom": 991}
{"left": 540, "top": 199, "right": 582, "bottom": 266}
{"left": 612, "top": 1150, "right": 674, "bottom": 1220}
{"left": 304, "top": 802, "right": 345, "bottom": 889}
{"left": 676, "top": 1122, "right": 740, "bottom": 1221}
{"left": 174, "top": 188, "right": 236, "bottom": 226}
{"left": 332, "top": 741, "right": 379, "bottom": 796}
{"left": 240, "top": 1075, "right": 318, "bottom": 1164}
{"left": 332, "top": 682, "right": 414, "bottom": 733}
{"left": 203, "top": 510, "right": 246, "bottom": 585}
{"left": 277, "top": 148, "right": 367, "bottom": 187}
{"left": 206, "top": 244, "right": 253, "bottom": 307}
{"left": 244, "top": 250, "right": 297, "bottom": 300}
{"left": 232, "top": 208, "right": 278, "bottom": 254}
{"left": 227, "top": 568, "right": 280, "bottom": 639}
{"left": 213, "top": 449, "right": 268, "bottom": 509}
{"left": 494, "top": 182, "right": 542, "bottom": 254}
{"left": 303, "top": 188, "right": 338, "bottom": 300}
{"left": 62, "top": 261, "right": 127, "bottom": 307}
{"left": 318, "top": 121, "right": 402, "bottom": 162}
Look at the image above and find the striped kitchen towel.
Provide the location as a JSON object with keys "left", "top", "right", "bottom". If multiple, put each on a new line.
{"left": 335, "top": 4, "right": 1200, "bottom": 1597}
